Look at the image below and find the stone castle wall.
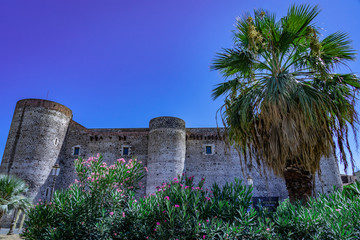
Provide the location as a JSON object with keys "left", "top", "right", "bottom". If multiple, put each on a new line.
{"left": 0, "top": 99, "right": 343, "bottom": 205}
{"left": 0, "top": 99, "right": 72, "bottom": 201}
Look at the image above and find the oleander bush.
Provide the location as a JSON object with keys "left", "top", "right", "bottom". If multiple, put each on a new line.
{"left": 117, "top": 176, "right": 263, "bottom": 239}
{"left": 272, "top": 191, "right": 360, "bottom": 239}
{"left": 22, "top": 154, "right": 360, "bottom": 239}
{"left": 22, "top": 154, "right": 145, "bottom": 240}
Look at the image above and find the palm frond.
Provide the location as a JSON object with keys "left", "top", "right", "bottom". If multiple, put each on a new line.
{"left": 320, "top": 32, "right": 357, "bottom": 71}
{"left": 211, "top": 4, "right": 359, "bottom": 177}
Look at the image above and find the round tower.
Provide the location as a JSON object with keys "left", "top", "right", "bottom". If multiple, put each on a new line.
{"left": 0, "top": 99, "right": 72, "bottom": 201}
{"left": 146, "top": 117, "right": 186, "bottom": 194}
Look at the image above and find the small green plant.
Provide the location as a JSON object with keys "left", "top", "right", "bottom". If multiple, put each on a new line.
{"left": 0, "top": 174, "right": 31, "bottom": 227}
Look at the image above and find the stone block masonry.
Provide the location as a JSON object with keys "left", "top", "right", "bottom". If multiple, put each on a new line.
{"left": 0, "top": 99, "right": 343, "bottom": 204}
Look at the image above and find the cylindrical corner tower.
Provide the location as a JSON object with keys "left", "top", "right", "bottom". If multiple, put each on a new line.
{"left": 146, "top": 117, "right": 186, "bottom": 194}
{"left": 0, "top": 99, "right": 72, "bottom": 201}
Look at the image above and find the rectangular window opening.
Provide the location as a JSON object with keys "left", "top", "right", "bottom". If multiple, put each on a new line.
{"left": 206, "top": 146, "right": 212, "bottom": 155}
{"left": 123, "top": 147, "right": 129, "bottom": 156}
{"left": 74, "top": 147, "right": 80, "bottom": 155}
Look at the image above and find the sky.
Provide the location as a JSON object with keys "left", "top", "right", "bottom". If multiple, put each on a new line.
{"left": 1, "top": 0, "right": 360, "bottom": 173}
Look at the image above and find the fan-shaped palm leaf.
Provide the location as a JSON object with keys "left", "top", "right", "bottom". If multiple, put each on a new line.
{"left": 211, "top": 4, "right": 359, "bottom": 203}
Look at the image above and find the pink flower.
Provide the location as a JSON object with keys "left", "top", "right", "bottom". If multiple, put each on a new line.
{"left": 109, "top": 212, "right": 114, "bottom": 216}
{"left": 164, "top": 196, "right": 170, "bottom": 201}
{"left": 174, "top": 204, "right": 180, "bottom": 208}
{"left": 114, "top": 233, "right": 117, "bottom": 236}
{"left": 122, "top": 212, "right": 125, "bottom": 217}
{"left": 206, "top": 219, "right": 209, "bottom": 223}
{"left": 266, "top": 228, "right": 270, "bottom": 231}
{"left": 336, "top": 209, "right": 341, "bottom": 212}
{"left": 117, "top": 158, "right": 126, "bottom": 163}
{"left": 81, "top": 222, "right": 84, "bottom": 225}
{"left": 154, "top": 228, "right": 157, "bottom": 231}
{"left": 144, "top": 167, "right": 148, "bottom": 172}
{"left": 156, "top": 222, "right": 160, "bottom": 225}
{"left": 199, "top": 223, "right": 201, "bottom": 226}
{"left": 203, "top": 235, "right": 206, "bottom": 239}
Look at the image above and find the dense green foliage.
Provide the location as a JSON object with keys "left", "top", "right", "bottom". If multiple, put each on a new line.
{"left": 22, "top": 154, "right": 360, "bottom": 239}
{"left": 22, "top": 155, "right": 145, "bottom": 240}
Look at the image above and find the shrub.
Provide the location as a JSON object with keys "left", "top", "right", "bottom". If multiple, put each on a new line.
{"left": 23, "top": 154, "right": 360, "bottom": 239}
{"left": 272, "top": 190, "right": 360, "bottom": 239}
{"left": 119, "top": 176, "right": 258, "bottom": 239}
{"left": 22, "top": 154, "right": 146, "bottom": 240}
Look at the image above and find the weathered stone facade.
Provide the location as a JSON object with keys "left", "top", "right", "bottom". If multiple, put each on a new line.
{"left": 0, "top": 99, "right": 343, "bottom": 204}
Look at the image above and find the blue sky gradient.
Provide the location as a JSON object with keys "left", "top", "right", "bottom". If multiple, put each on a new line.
{"left": 1, "top": 0, "right": 359, "bottom": 173}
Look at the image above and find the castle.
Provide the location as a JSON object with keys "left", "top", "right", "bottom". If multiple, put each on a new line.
{"left": 0, "top": 99, "right": 343, "bottom": 203}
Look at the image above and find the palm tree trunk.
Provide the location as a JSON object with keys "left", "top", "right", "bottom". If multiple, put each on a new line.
{"left": 283, "top": 161, "right": 313, "bottom": 203}
{"left": 18, "top": 211, "right": 26, "bottom": 233}
{"left": 8, "top": 209, "right": 21, "bottom": 235}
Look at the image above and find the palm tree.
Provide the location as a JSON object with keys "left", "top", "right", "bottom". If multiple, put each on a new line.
{"left": 211, "top": 4, "right": 360, "bottom": 203}
{"left": 0, "top": 174, "right": 31, "bottom": 227}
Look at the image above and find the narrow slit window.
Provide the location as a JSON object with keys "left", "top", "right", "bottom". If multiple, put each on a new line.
{"left": 123, "top": 147, "right": 129, "bottom": 156}
{"left": 74, "top": 147, "right": 80, "bottom": 155}
{"left": 206, "top": 146, "right": 212, "bottom": 155}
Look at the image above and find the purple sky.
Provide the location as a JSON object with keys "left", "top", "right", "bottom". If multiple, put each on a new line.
{"left": 1, "top": 0, "right": 360, "bottom": 173}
